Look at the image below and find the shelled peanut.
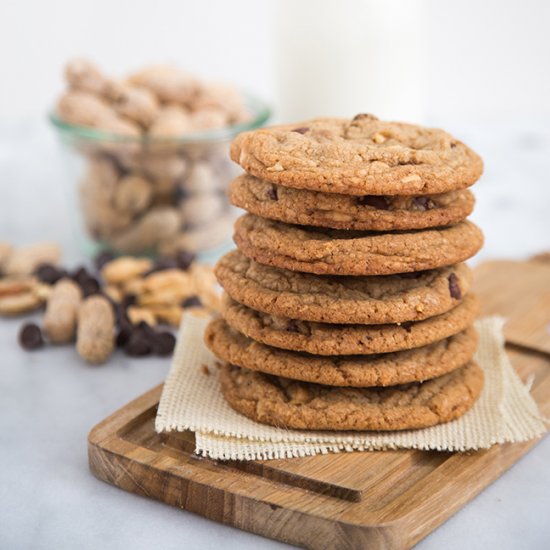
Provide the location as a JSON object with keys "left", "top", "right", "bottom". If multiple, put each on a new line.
{"left": 2, "top": 241, "right": 219, "bottom": 365}
{"left": 55, "top": 58, "right": 252, "bottom": 255}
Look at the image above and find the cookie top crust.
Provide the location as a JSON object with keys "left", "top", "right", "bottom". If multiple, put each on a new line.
{"left": 221, "top": 293, "right": 480, "bottom": 356}
{"left": 216, "top": 250, "right": 472, "bottom": 325}
{"left": 234, "top": 214, "right": 484, "bottom": 276}
{"left": 230, "top": 115, "right": 483, "bottom": 196}
{"left": 206, "top": 318, "right": 478, "bottom": 387}
{"left": 220, "top": 361, "right": 484, "bottom": 431}
{"left": 229, "top": 174, "right": 475, "bottom": 231}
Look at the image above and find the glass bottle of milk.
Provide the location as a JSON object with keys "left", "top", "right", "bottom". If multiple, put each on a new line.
{"left": 274, "top": 0, "right": 427, "bottom": 123}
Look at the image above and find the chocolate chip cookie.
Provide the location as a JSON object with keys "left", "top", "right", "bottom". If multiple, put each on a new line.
{"left": 230, "top": 115, "right": 483, "bottom": 196}
{"left": 229, "top": 174, "right": 475, "bottom": 231}
{"left": 234, "top": 214, "right": 484, "bottom": 276}
{"left": 220, "top": 361, "right": 484, "bottom": 431}
{"left": 216, "top": 250, "right": 472, "bottom": 325}
{"left": 206, "top": 318, "right": 478, "bottom": 386}
{"left": 221, "top": 293, "right": 479, "bottom": 355}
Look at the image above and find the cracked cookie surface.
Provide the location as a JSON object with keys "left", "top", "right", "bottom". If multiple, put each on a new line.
{"left": 221, "top": 293, "right": 479, "bottom": 355}
{"left": 234, "top": 214, "right": 484, "bottom": 276}
{"left": 220, "top": 361, "right": 484, "bottom": 431}
{"left": 206, "top": 318, "right": 478, "bottom": 387}
{"left": 229, "top": 174, "right": 475, "bottom": 231}
{"left": 230, "top": 116, "right": 483, "bottom": 196}
{"left": 216, "top": 250, "right": 472, "bottom": 324}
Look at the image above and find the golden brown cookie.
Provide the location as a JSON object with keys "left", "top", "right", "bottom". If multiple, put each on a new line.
{"left": 206, "top": 318, "right": 478, "bottom": 387}
{"left": 234, "top": 214, "right": 484, "bottom": 276}
{"left": 229, "top": 174, "right": 475, "bottom": 231}
{"left": 221, "top": 293, "right": 479, "bottom": 356}
{"left": 230, "top": 116, "right": 483, "bottom": 196}
{"left": 220, "top": 361, "right": 484, "bottom": 431}
{"left": 216, "top": 250, "right": 472, "bottom": 324}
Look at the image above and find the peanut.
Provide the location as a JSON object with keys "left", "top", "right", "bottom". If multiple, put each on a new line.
{"left": 76, "top": 295, "right": 115, "bottom": 364}
{"left": 101, "top": 257, "right": 153, "bottom": 285}
{"left": 65, "top": 58, "right": 125, "bottom": 100}
{"left": 4, "top": 242, "right": 61, "bottom": 276}
{"left": 113, "top": 174, "right": 153, "bottom": 215}
{"left": 110, "top": 207, "right": 180, "bottom": 253}
{"left": 0, "top": 242, "right": 12, "bottom": 274}
{"left": 0, "top": 277, "right": 47, "bottom": 316}
{"left": 148, "top": 105, "right": 191, "bottom": 138}
{"left": 127, "top": 306, "right": 157, "bottom": 326}
{"left": 114, "top": 85, "right": 159, "bottom": 128}
{"left": 127, "top": 64, "right": 198, "bottom": 104}
{"left": 44, "top": 278, "right": 82, "bottom": 344}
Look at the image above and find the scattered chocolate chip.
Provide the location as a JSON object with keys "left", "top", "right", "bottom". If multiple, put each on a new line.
{"left": 182, "top": 295, "right": 202, "bottom": 308}
{"left": 123, "top": 327, "right": 152, "bottom": 357}
{"left": 94, "top": 251, "right": 115, "bottom": 271}
{"left": 267, "top": 186, "right": 278, "bottom": 200}
{"left": 113, "top": 303, "right": 130, "bottom": 326}
{"left": 401, "top": 321, "right": 414, "bottom": 333}
{"left": 292, "top": 127, "right": 309, "bottom": 134}
{"left": 286, "top": 320, "right": 300, "bottom": 333}
{"left": 116, "top": 322, "right": 133, "bottom": 348}
{"left": 121, "top": 294, "right": 137, "bottom": 309}
{"left": 175, "top": 250, "right": 196, "bottom": 271}
{"left": 357, "top": 195, "right": 390, "bottom": 210}
{"left": 412, "top": 197, "right": 435, "bottom": 211}
{"left": 150, "top": 331, "right": 176, "bottom": 357}
{"left": 70, "top": 266, "right": 90, "bottom": 285}
{"left": 80, "top": 276, "right": 101, "bottom": 297}
{"left": 34, "top": 263, "right": 66, "bottom": 285}
{"left": 450, "top": 142, "right": 457, "bottom": 148}
{"left": 19, "top": 323, "right": 44, "bottom": 350}
{"left": 448, "top": 273, "right": 462, "bottom": 299}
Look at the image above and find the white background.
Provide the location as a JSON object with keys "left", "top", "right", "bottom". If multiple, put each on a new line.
{"left": 1, "top": 0, "right": 549, "bottom": 124}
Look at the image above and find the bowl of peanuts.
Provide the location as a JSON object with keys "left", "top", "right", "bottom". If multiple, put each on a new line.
{"left": 50, "top": 59, "right": 271, "bottom": 259}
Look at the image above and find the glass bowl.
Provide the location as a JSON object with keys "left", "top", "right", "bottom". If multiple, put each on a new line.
{"left": 50, "top": 94, "right": 270, "bottom": 259}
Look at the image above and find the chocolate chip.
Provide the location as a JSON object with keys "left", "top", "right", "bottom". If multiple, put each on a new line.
{"left": 175, "top": 250, "right": 196, "bottom": 271}
{"left": 412, "top": 197, "right": 435, "bottom": 211}
{"left": 286, "top": 320, "right": 300, "bottom": 333}
{"left": 401, "top": 321, "right": 414, "bottom": 333}
{"left": 121, "top": 294, "right": 137, "bottom": 309}
{"left": 450, "top": 142, "right": 457, "bottom": 148}
{"left": 94, "top": 251, "right": 115, "bottom": 271}
{"left": 123, "top": 327, "right": 152, "bottom": 357}
{"left": 448, "top": 273, "right": 462, "bottom": 299}
{"left": 292, "top": 127, "right": 309, "bottom": 134}
{"left": 80, "top": 276, "right": 101, "bottom": 297}
{"left": 34, "top": 263, "right": 66, "bottom": 285}
{"left": 357, "top": 196, "right": 390, "bottom": 210}
{"left": 70, "top": 266, "right": 90, "bottom": 285}
{"left": 182, "top": 295, "right": 202, "bottom": 308}
{"left": 19, "top": 323, "right": 44, "bottom": 350}
{"left": 267, "top": 186, "right": 278, "bottom": 200}
{"left": 116, "top": 322, "right": 133, "bottom": 348}
{"left": 150, "top": 331, "right": 176, "bottom": 357}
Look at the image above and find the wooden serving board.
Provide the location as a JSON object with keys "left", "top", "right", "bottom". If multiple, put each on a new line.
{"left": 88, "top": 260, "right": 550, "bottom": 549}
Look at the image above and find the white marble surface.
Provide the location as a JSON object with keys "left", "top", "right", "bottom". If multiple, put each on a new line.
{"left": 1, "top": 119, "right": 549, "bottom": 549}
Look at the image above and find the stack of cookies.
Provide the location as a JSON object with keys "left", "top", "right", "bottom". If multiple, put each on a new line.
{"left": 205, "top": 115, "right": 485, "bottom": 431}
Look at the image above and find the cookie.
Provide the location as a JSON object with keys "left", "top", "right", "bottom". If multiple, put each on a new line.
{"left": 230, "top": 115, "right": 483, "bottom": 196}
{"left": 216, "top": 250, "right": 472, "bottom": 325}
{"left": 221, "top": 293, "right": 479, "bottom": 356}
{"left": 234, "top": 214, "right": 484, "bottom": 276}
{"left": 206, "top": 318, "right": 478, "bottom": 387}
{"left": 219, "top": 361, "right": 484, "bottom": 431}
{"left": 229, "top": 174, "right": 475, "bottom": 231}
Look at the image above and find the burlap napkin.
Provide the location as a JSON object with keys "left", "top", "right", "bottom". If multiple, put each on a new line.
{"left": 155, "top": 315, "right": 546, "bottom": 460}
